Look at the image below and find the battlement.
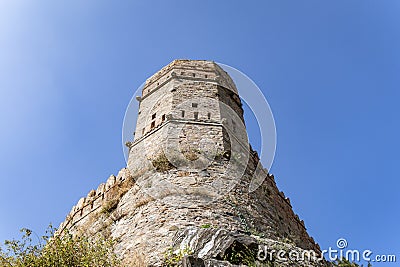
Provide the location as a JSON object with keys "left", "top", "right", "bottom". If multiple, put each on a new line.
{"left": 57, "top": 168, "right": 132, "bottom": 235}
{"left": 140, "top": 60, "right": 238, "bottom": 99}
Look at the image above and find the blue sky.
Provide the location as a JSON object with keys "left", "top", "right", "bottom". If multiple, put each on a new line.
{"left": 0, "top": 1, "right": 399, "bottom": 265}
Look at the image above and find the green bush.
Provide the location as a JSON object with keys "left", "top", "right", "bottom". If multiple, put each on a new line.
{"left": 0, "top": 225, "right": 120, "bottom": 267}
{"left": 163, "top": 246, "right": 192, "bottom": 266}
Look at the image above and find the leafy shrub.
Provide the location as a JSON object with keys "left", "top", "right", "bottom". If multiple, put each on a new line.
{"left": 163, "top": 246, "right": 192, "bottom": 266}
{"left": 0, "top": 225, "right": 120, "bottom": 267}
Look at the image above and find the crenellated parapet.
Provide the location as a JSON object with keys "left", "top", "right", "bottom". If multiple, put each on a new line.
{"left": 57, "top": 168, "right": 132, "bottom": 235}
{"left": 140, "top": 60, "right": 238, "bottom": 99}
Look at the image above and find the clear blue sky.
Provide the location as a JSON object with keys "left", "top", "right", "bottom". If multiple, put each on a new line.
{"left": 0, "top": 1, "right": 398, "bottom": 265}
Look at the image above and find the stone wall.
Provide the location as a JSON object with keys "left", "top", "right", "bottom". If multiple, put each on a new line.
{"left": 134, "top": 81, "right": 173, "bottom": 140}
{"left": 57, "top": 168, "right": 132, "bottom": 235}
{"left": 141, "top": 60, "right": 237, "bottom": 98}
{"left": 58, "top": 150, "right": 322, "bottom": 266}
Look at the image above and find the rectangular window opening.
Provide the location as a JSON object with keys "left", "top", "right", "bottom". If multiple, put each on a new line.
{"left": 162, "top": 114, "right": 166, "bottom": 122}
{"left": 152, "top": 113, "right": 156, "bottom": 120}
{"left": 192, "top": 103, "right": 198, "bottom": 108}
{"left": 181, "top": 110, "right": 185, "bottom": 117}
{"left": 151, "top": 121, "right": 155, "bottom": 129}
{"left": 194, "top": 112, "right": 199, "bottom": 120}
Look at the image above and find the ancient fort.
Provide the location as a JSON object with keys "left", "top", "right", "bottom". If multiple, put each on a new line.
{"left": 59, "top": 60, "right": 326, "bottom": 266}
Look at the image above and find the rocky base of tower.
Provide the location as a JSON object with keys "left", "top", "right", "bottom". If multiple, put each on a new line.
{"left": 166, "top": 227, "right": 328, "bottom": 267}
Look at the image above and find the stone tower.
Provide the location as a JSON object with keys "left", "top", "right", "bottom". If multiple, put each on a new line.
{"left": 59, "top": 60, "right": 326, "bottom": 266}
{"left": 126, "top": 60, "right": 250, "bottom": 204}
